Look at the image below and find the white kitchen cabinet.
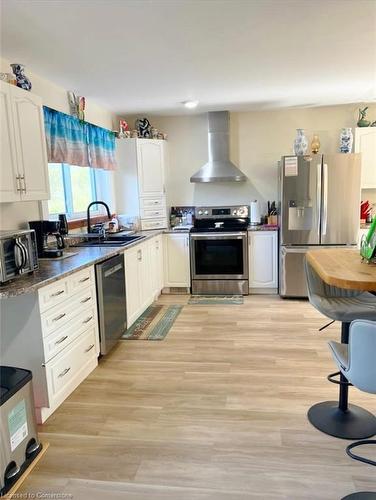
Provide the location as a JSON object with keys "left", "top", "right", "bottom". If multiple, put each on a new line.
{"left": 124, "top": 238, "right": 156, "bottom": 327}
{"left": 115, "top": 139, "right": 168, "bottom": 229}
{"left": 249, "top": 231, "right": 278, "bottom": 293}
{"left": 355, "top": 127, "right": 376, "bottom": 189}
{"left": 149, "top": 234, "right": 164, "bottom": 296}
{"left": 0, "top": 82, "right": 19, "bottom": 201}
{"left": 0, "top": 266, "right": 99, "bottom": 423}
{"left": 163, "top": 233, "right": 190, "bottom": 287}
{"left": 124, "top": 246, "right": 142, "bottom": 327}
{"left": 0, "top": 82, "right": 50, "bottom": 202}
{"left": 137, "top": 140, "right": 165, "bottom": 197}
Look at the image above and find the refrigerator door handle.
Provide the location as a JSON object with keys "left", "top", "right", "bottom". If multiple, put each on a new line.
{"left": 317, "top": 163, "right": 322, "bottom": 240}
{"left": 322, "top": 163, "right": 328, "bottom": 236}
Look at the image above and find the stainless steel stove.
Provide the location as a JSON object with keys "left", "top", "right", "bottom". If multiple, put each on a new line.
{"left": 190, "top": 205, "right": 249, "bottom": 295}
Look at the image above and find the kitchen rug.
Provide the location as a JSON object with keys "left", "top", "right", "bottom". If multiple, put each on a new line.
{"left": 188, "top": 295, "right": 244, "bottom": 305}
{"left": 122, "top": 304, "right": 183, "bottom": 340}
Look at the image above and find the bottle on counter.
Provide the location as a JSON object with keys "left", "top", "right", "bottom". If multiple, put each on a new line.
{"left": 108, "top": 215, "right": 119, "bottom": 233}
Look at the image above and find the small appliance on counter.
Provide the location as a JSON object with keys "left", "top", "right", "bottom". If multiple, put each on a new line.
{"left": 0, "top": 366, "right": 41, "bottom": 496}
{"left": 58, "top": 214, "right": 69, "bottom": 235}
{"left": 170, "top": 206, "right": 195, "bottom": 230}
{"left": 0, "top": 230, "right": 39, "bottom": 284}
{"left": 28, "top": 220, "right": 65, "bottom": 258}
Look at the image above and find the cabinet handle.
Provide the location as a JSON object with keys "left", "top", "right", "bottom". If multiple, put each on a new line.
{"left": 137, "top": 249, "right": 142, "bottom": 261}
{"left": 79, "top": 276, "right": 90, "bottom": 283}
{"left": 83, "top": 315, "right": 93, "bottom": 324}
{"left": 85, "top": 344, "right": 95, "bottom": 353}
{"left": 51, "top": 290, "right": 65, "bottom": 298}
{"left": 16, "top": 175, "right": 22, "bottom": 192}
{"left": 52, "top": 313, "right": 66, "bottom": 322}
{"left": 20, "top": 175, "right": 26, "bottom": 193}
{"left": 58, "top": 367, "right": 71, "bottom": 378}
{"left": 154, "top": 201, "right": 159, "bottom": 205}
{"left": 55, "top": 335, "right": 68, "bottom": 345}
{"left": 80, "top": 296, "right": 91, "bottom": 304}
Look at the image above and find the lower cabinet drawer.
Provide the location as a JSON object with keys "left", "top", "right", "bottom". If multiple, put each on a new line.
{"left": 69, "top": 266, "right": 94, "bottom": 295}
{"left": 42, "top": 306, "right": 97, "bottom": 362}
{"left": 140, "top": 207, "right": 166, "bottom": 219}
{"left": 38, "top": 279, "right": 69, "bottom": 313}
{"left": 141, "top": 218, "right": 167, "bottom": 230}
{"left": 140, "top": 197, "right": 165, "bottom": 208}
{"left": 45, "top": 327, "right": 97, "bottom": 400}
{"left": 41, "top": 286, "right": 96, "bottom": 337}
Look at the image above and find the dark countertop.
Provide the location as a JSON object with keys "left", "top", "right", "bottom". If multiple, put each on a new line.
{"left": 0, "top": 230, "right": 163, "bottom": 299}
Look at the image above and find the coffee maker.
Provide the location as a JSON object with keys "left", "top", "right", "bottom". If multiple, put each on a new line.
{"left": 28, "top": 220, "right": 65, "bottom": 258}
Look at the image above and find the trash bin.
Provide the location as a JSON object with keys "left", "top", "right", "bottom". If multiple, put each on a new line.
{"left": 0, "top": 366, "right": 41, "bottom": 495}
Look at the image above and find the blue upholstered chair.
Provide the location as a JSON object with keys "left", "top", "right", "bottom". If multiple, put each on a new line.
{"left": 329, "top": 320, "right": 376, "bottom": 500}
{"left": 305, "top": 260, "right": 376, "bottom": 439}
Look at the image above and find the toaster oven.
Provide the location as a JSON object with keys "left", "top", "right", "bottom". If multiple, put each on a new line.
{"left": 0, "top": 230, "right": 39, "bottom": 284}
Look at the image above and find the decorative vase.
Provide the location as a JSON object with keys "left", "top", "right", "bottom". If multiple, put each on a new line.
{"left": 339, "top": 127, "right": 353, "bottom": 153}
{"left": 10, "top": 63, "right": 32, "bottom": 91}
{"left": 311, "top": 134, "right": 321, "bottom": 154}
{"left": 293, "top": 129, "right": 308, "bottom": 155}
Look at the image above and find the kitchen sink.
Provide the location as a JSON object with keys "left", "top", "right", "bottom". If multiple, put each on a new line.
{"left": 72, "top": 234, "right": 146, "bottom": 247}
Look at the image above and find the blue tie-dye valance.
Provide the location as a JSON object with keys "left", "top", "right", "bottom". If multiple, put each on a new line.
{"left": 43, "top": 106, "right": 117, "bottom": 170}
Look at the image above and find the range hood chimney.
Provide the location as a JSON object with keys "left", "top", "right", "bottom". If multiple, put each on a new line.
{"left": 190, "top": 111, "right": 247, "bottom": 183}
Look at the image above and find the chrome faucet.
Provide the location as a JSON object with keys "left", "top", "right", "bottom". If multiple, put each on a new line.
{"left": 87, "top": 201, "right": 112, "bottom": 234}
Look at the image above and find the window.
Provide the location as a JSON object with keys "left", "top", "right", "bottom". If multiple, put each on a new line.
{"left": 47, "top": 163, "right": 113, "bottom": 218}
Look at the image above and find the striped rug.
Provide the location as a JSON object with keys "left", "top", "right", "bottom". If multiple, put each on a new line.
{"left": 122, "top": 304, "right": 182, "bottom": 340}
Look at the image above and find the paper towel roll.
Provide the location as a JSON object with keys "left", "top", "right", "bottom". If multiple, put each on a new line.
{"left": 250, "top": 200, "right": 261, "bottom": 225}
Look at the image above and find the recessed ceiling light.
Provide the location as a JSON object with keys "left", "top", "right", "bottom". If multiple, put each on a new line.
{"left": 182, "top": 100, "right": 199, "bottom": 109}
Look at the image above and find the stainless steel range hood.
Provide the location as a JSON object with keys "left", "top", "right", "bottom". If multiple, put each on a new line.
{"left": 190, "top": 111, "right": 247, "bottom": 183}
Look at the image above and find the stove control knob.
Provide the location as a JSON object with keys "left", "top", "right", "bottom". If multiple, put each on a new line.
{"left": 233, "top": 209, "right": 237, "bottom": 215}
{"left": 204, "top": 210, "right": 209, "bottom": 215}
{"left": 238, "top": 208, "right": 245, "bottom": 215}
{"left": 198, "top": 210, "right": 203, "bottom": 215}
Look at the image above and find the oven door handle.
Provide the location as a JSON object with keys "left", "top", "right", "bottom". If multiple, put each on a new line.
{"left": 190, "top": 232, "right": 247, "bottom": 240}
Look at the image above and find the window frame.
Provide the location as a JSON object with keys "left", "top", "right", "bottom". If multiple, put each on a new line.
{"left": 46, "top": 163, "right": 113, "bottom": 221}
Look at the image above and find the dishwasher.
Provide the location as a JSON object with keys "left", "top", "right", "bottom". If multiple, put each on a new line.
{"left": 95, "top": 254, "right": 127, "bottom": 355}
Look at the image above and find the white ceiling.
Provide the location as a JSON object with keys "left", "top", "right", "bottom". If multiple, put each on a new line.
{"left": 1, "top": 0, "right": 376, "bottom": 115}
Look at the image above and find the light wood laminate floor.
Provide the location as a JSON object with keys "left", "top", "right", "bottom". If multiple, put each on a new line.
{"left": 20, "top": 295, "right": 376, "bottom": 499}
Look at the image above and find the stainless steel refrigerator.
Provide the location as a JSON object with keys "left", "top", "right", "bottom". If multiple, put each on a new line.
{"left": 279, "top": 154, "right": 361, "bottom": 297}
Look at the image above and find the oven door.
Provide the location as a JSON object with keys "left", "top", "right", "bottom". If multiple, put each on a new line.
{"left": 190, "top": 232, "right": 248, "bottom": 280}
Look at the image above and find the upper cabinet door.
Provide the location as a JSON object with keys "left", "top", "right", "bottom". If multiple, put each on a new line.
{"left": 136, "top": 140, "right": 165, "bottom": 197}
{"left": 0, "top": 82, "right": 21, "bottom": 201}
{"left": 355, "top": 127, "right": 376, "bottom": 189}
{"left": 11, "top": 85, "right": 50, "bottom": 201}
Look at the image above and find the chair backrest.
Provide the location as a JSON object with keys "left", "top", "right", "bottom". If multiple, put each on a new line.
{"left": 304, "top": 259, "right": 361, "bottom": 300}
{"left": 346, "top": 319, "right": 376, "bottom": 394}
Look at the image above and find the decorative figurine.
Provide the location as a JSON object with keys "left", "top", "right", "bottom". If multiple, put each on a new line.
{"left": 10, "top": 63, "right": 32, "bottom": 90}
{"left": 310, "top": 134, "right": 321, "bottom": 154}
{"left": 67, "top": 91, "right": 85, "bottom": 121}
{"left": 339, "top": 127, "right": 353, "bottom": 153}
{"left": 118, "top": 119, "right": 129, "bottom": 138}
{"left": 293, "top": 129, "right": 308, "bottom": 155}
{"left": 135, "top": 117, "right": 151, "bottom": 138}
{"left": 357, "top": 107, "right": 371, "bottom": 127}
